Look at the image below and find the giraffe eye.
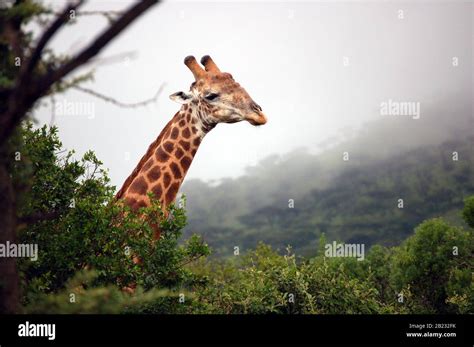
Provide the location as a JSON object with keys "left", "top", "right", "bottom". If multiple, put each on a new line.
{"left": 204, "top": 93, "right": 219, "bottom": 101}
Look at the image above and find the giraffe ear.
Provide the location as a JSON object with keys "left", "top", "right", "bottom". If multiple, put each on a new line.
{"left": 169, "top": 91, "right": 192, "bottom": 104}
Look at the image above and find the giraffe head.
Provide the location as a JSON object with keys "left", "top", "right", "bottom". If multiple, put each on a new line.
{"left": 170, "top": 55, "right": 267, "bottom": 126}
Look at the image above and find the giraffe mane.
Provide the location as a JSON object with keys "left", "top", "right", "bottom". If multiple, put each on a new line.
{"left": 115, "top": 111, "right": 180, "bottom": 200}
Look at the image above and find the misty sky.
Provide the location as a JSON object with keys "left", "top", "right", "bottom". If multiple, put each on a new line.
{"left": 32, "top": 1, "right": 473, "bottom": 190}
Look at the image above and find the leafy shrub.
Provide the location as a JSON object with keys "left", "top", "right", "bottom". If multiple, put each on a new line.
{"left": 14, "top": 123, "right": 209, "bottom": 313}
{"left": 24, "top": 270, "right": 175, "bottom": 314}
{"left": 12, "top": 122, "right": 474, "bottom": 315}
{"left": 189, "top": 244, "right": 399, "bottom": 314}
{"left": 391, "top": 218, "right": 473, "bottom": 313}
{"left": 462, "top": 196, "right": 474, "bottom": 228}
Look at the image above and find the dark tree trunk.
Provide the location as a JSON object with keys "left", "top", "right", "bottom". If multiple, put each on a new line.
{"left": 0, "top": 163, "right": 19, "bottom": 313}
{"left": 0, "top": 0, "right": 159, "bottom": 314}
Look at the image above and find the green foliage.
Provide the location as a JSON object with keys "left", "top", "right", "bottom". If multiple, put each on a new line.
{"left": 2, "top": 2, "right": 473, "bottom": 315}
{"left": 13, "top": 123, "right": 209, "bottom": 313}
{"left": 188, "top": 244, "right": 398, "bottom": 314}
{"left": 183, "top": 134, "right": 474, "bottom": 257}
{"left": 364, "top": 245, "right": 394, "bottom": 302}
{"left": 391, "top": 218, "right": 474, "bottom": 313}
{"left": 24, "top": 270, "right": 175, "bottom": 314}
{"left": 0, "top": 0, "right": 46, "bottom": 89}
{"left": 1, "top": 0, "right": 44, "bottom": 22}
{"left": 462, "top": 196, "right": 474, "bottom": 229}
{"left": 12, "top": 122, "right": 474, "bottom": 314}
{"left": 185, "top": 209, "right": 473, "bottom": 315}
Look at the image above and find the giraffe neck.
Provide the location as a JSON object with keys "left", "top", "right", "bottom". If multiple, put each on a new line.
{"left": 116, "top": 102, "right": 214, "bottom": 210}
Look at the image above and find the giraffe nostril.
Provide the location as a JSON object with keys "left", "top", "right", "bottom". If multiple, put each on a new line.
{"left": 251, "top": 102, "right": 262, "bottom": 112}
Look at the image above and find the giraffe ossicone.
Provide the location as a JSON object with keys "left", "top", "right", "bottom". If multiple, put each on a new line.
{"left": 116, "top": 55, "right": 267, "bottom": 238}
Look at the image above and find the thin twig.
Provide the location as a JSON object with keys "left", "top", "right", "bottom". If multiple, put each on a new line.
{"left": 178, "top": 254, "right": 205, "bottom": 268}
{"left": 18, "top": 1, "right": 84, "bottom": 88}
{"left": 76, "top": 10, "right": 124, "bottom": 23}
{"left": 39, "top": 0, "right": 158, "bottom": 95}
{"left": 85, "top": 51, "right": 138, "bottom": 68}
{"left": 0, "top": 0, "right": 159, "bottom": 145}
{"left": 73, "top": 83, "right": 166, "bottom": 109}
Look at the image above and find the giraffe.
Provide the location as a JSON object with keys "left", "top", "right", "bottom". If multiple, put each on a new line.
{"left": 115, "top": 55, "right": 267, "bottom": 238}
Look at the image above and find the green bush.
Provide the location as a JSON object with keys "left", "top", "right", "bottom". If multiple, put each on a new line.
{"left": 391, "top": 218, "right": 473, "bottom": 313}
{"left": 462, "top": 196, "right": 474, "bottom": 228}
{"left": 24, "top": 270, "right": 176, "bottom": 314}
{"left": 14, "top": 123, "right": 209, "bottom": 313}
{"left": 11, "top": 122, "right": 474, "bottom": 315}
{"left": 189, "top": 244, "right": 399, "bottom": 314}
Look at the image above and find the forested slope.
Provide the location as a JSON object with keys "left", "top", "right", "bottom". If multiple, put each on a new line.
{"left": 183, "top": 112, "right": 474, "bottom": 257}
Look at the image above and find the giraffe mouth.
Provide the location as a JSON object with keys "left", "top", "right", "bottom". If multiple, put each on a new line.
{"left": 247, "top": 112, "right": 267, "bottom": 126}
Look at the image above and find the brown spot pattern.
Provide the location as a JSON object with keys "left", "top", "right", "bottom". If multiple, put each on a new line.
{"left": 129, "top": 176, "right": 147, "bottom": 195}
{"left": 170, "top": 127, "right": 179, "bottom": 139}
{"left": 179, "top": 140, "right": 190, "bottom": 151}
{"left": 151, "top": 184, "right": 163, "bottom": 199}
{"left": 163, "top": 172, "right": 171, "bottom": 188}
{"left": 182, "top": 128, "right": 191, "bottom": 139}
{"left": 170, "top": 161, "right": 182, "bottom": 179}
{"left": 142, "top": 159, "right": 153, "bottom": 171}
{"left": 155, "top": 147, "right": 169, "bottom": 162}
{"left": 147, "top": 166, "right": 161, "bottom": 181}
{"left": 163, "top": 141, "right": 174, "bottom": 153}
{"left": 181, "top": 156, "right": 192, "bottom": 172}
{"left": 165, "top": 182, "right": 180, "bottom": 205}
{"left": 175, "top": 147, "right": 184, "bottom": 159}
{"left": 124, "top": 197, "right": 137, "bottom": 207}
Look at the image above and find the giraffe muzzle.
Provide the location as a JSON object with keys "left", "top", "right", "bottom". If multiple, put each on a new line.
{"left": 247, "top": 112, "right": 267, "bottom": 126}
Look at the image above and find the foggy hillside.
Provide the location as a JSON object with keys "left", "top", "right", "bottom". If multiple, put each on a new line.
{"left": 181, "top": 95, "right": 473, "bottom": 257}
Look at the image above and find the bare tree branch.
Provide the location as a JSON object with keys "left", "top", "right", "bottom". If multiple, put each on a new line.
{"left": 74, "top": 10, "right": 124, "bottom": 23}
{"left": 73, "top": 83, "right": 166, "bottom": 109}
{"left": 0, "top": 0, "right": 158, "bottom": 315}
{"left": 38, "top": 0, "right": 158, "bottom": 98}
{"left": 0, "top": 0, "right": 159, "bottom": 146}
{"left": 18, "top": 1, "right": 84, "bottom": 88}
{"left": 76, "top": 10, "right": 123, "bottom": 16}
{"left": 85, "top": 51, "right": 138, "bottom": 68}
